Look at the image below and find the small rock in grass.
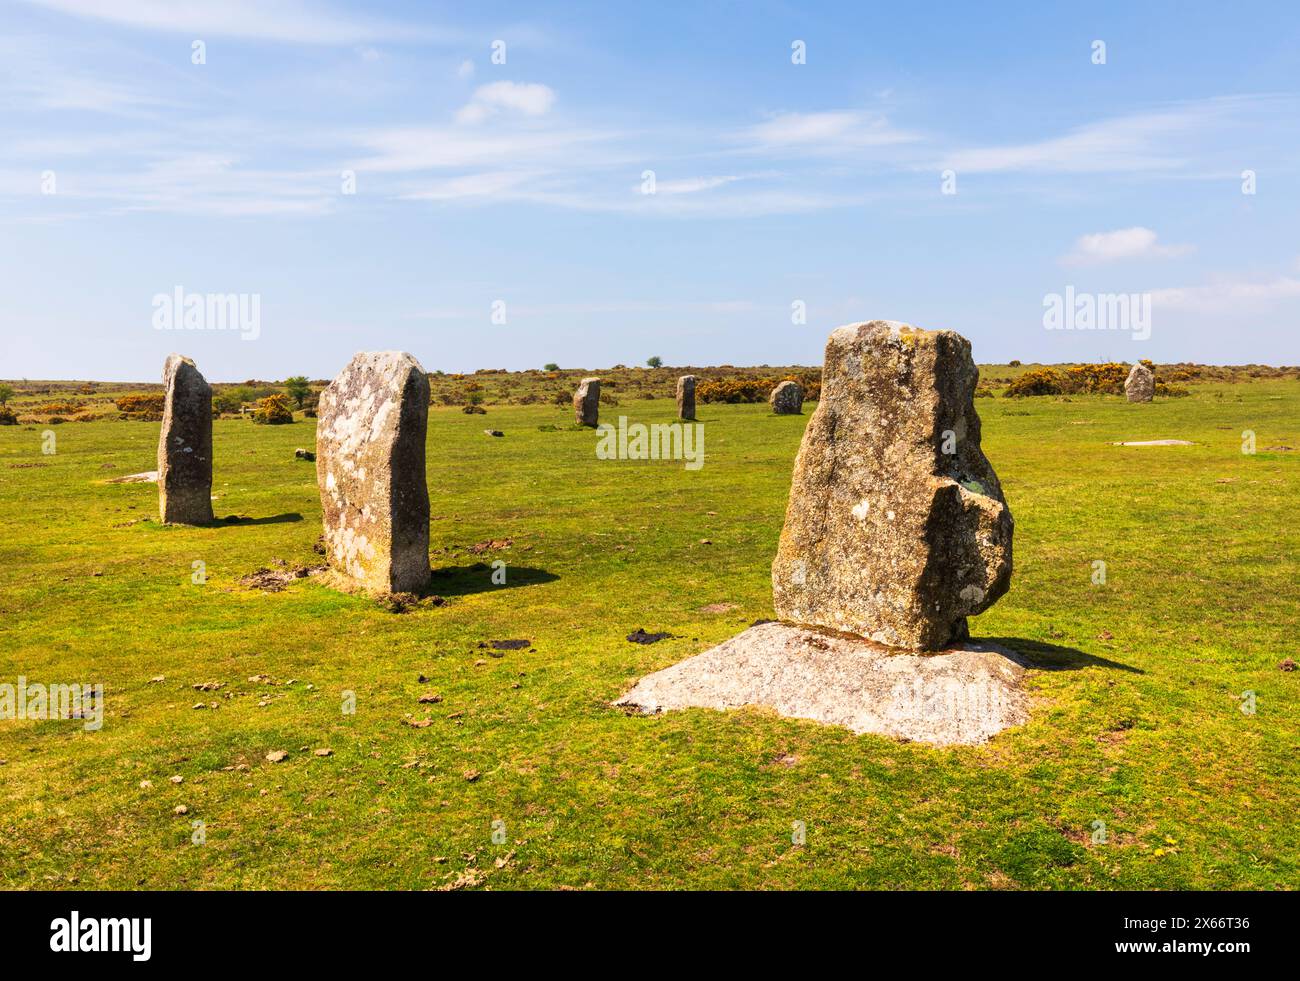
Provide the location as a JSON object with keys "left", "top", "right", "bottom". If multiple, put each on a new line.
{"left": 173, "top": 805, "right": 189, "bottom": 816}
{"left": 627, "top": 628, "right": 674, "bottom": 645}
{"left": 1281, "top": 658, "right": 1297, "bottom": 672}
{"left": 463, "top": 769, "right": 481, "bottom": 782}
{"left": 169, "top": 775, "right": 183, "bottom": 784}
{"left": 314, "top": 748, "right": 333, "bottom": 757}
{"left": 418, "top": 693, "right": 443, "bottom": 704}
{"left": 265, "top": 750, "right": 289, "bottom": 763}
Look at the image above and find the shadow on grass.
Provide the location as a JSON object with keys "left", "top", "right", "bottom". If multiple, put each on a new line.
{"left": 986, "top": 637, "right": 1144, "bottom": 674}
{"left": 426, "top": 562, "right": 558, "bottom": 597}
{"left": 215, "top": 512, "right": 304, "bottom": 527}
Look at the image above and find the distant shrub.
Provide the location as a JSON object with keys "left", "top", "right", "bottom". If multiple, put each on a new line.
{"left": 1155, "top": 383, "right": 1191, "bottom": 398}
{"left": 115, "top": 394, "right": 165, "bottom": 414}
{"left": 697, "top": 378, "right": 772, "bottom": 404}
{"left": 0, "top": 410, "right": 17, "bottom": 426}
{"left": 1005, "top": 368, "right": 1064, "bottom": 397}
{"left": 1009, "top": 359, "right": 1022, "bottom": 367}
{"left": 543, "top": 363, "right": 559, "bottom": 372}
{"left": 251, "top": 394, "right": 294, "bottom": 425}
{"left": 462, "top": 404, "right": 487, "bottom": 414}
{"left": 35, "top": 401, "right": 81, "bottom": 414}
{"left": 1061, "top": 362, "right": 1130, "bottom": 395}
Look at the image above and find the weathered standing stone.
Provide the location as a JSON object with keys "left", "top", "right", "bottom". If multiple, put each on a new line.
{"left": 771, "top": 321, "right": 1013, "bottom": 650}
{"left": 676, "top": 375, "right": 697, "bottom": 420}
{"left": 157, "top": 354, "right": 214, "bottom": 525}
{"left": 770, "top": 380, "right": 804, "bottom": 414}
{"left": 1125, "top": 362, "right": 1154, "bottom": 403}
{"left": 316, "top": 351, "right": 430, "bottom": 595}
{"left": 574, "top": 377, "right": 601, "bottom": 427}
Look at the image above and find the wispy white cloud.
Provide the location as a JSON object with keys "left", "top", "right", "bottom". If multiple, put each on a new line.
{"left": 1151, "top": 271, "right": 1300, "bottom": 313}
{"left": 455, "top": 81, "right": 556, "bottom": 124}
{"left": 1062, "top": 227, "right": 1193, "bottom": 265}
{"left": 939, "top": 96, "right": 1286, "bottom": 175}
{"left": 742, "top": 110, "right": 920, "bottom": 152}
{"left": 18, "top": 0, "right": 447, "bottom": 44}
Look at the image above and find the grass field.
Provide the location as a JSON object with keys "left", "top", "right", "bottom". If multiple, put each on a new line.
{"left": 1, "top": 376, "right": 1297, "bottom": 890}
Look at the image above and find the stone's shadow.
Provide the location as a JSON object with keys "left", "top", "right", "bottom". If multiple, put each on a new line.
{"left": 214, "top": 512, "right": 304, "bottom": 527}
{"left": 425, "top": 562, "right": 558, "bottom": 598}
{"left": 985, "top": 637, "right": 1144, "bottom": 674}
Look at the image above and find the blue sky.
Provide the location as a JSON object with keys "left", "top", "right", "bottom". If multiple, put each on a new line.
{"left": 2, "top": 0, "right": 1298, "bottom": 381}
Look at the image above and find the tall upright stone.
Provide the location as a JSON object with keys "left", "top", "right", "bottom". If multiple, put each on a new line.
{"left": 676, "top": 375, "right": 697, "bottom": 420}
{"left": 770, "top": 380, "right": 804, "bottom": 415}
{"left": 1125, "top": 363, "right": 1154, "bottom": 403}
{"left": 772, "top": 321, "right": 1013, "bottom": 650}
{"left": 157, "top": 354, "right": 214, "bottom": 525}
{"left": 316, "top": 351, "right": 430, "bottom": 595}
{"left": 574, "top": 377, "right": 601, "bottom": 427}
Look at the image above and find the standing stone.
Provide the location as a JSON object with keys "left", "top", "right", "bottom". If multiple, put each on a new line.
{"left": 1125, "top": 363, "right": 1154, "bottom": 403}
{"left": 574, "top": 377, "right": 601, "bottom": 427}
{"left": 676, "top": 375, "right": 697, "bottom": 420}
{"left": 316, "top": 351, "right": 430, "bottom": 595}
{"left": 770, "top": 380, "right": 804, "bottom": 415}
{"left": 157, "top": 354, "right": 214, "bottom": 525}
{"left": 772, "top": 321, "right": 1013, "bottom": 650}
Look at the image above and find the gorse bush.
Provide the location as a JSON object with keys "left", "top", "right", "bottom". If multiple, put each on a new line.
{"left": 1004, "top": 368, "right": 1064, "bottom": 397}
{"left": 115, "top": 394, "right": 165, "bottom": 414}
{"left": 697, "top": 372, "right": 821, "bottom": 404}
{"left": 251, "top": 394, "right": 294, "bottom": 425}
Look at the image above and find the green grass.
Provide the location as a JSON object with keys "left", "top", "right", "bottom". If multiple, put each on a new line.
{"left": 1, "top": 380, "right": 1297, "bottom": 889}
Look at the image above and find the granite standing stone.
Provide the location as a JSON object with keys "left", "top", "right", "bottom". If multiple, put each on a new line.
{"left": 676, "top": 375, "right": 697, "bottom": 420}
{"left": 316, "top": 351, "right": 430, "bottom": 594}
{"left": 1125, "top": 363, "right": 1154, "bottom": 403}
{"left": 771, "top": 321, "right": 1013, "bottom": 650}
{"left": 770, "top": 380, "right": 804, "bottom": 414}
{"left": 157, "top": 354, "right": 214, "bottom": 525}
{"left": 574, "top": 377, "right": 601, "bottom": 427}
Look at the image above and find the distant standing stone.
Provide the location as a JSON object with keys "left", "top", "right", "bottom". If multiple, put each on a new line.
{"left": 157, "top": 354, "right": 214, "bottom": 525}
{"left": 771, "top": 321, "right": 1013, "bottom": 651}
{"left": 676, "top": 375, "right": 697, "bottom": 420}
{"left": 1125, "top": 363, "right": 1154, "bottom": 403}
{"left": 770, "top": 380, "right": 804, "bottom": 414}
{"left": 316, "top": 351, "right": 430, "bottom": 594}
{"left": 574, "top": 377, "right": 601, "bottom": 427}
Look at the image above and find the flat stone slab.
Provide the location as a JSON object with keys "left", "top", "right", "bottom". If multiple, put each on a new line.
{"left": 106, "top": 470, "right": 158, "bottom": 484}
{"left": 614, "top": 621, "right": 1030, "bottom": 746}
{"left": 1113, "top": 440, "right": 1194, "bottom": 446}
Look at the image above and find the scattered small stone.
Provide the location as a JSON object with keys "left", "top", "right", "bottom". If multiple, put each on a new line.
{"left": 1280, "top": 658, "right": 1297, "bottom": 672}
{"left": 417, "top": 674, "right": 429, "bottom": 683}
{"left": 294, "top": 448, "right": 316, "bottom": 461}
{"left": 627, "top": 628, "right": 674, "bottom": 645}
{"left": 169, "top": 775, "right": 184, "bottom": 784}
{"left": 191, "top": 681, "right": 224, "bottom": 691}
{"left": 1097, "top": 630, "right": 1113, "bottom": 641}
{"left": 314, "top": 748, "right": 333, "bottom": 757}
{"left": 463, "top": 769, "right": 481, "bottom": 782}
{"left": 481, "top": 639, "right": 530, "bottom": 651}
{"left": 149, "top": 675, "right": 165, "bottom": 683}
{"left": 404, "top": 718, "right": 433, "bottom": 729}
{"left": 138, "top": 779, "right": 152, "bottom": 789}
{"left": 418, "top": 693, "right": 443, "bottom": 704}
{"left": 468, "top": 539, "right": 513, "bottom": 554}
{"left": 265, "top": 750, "right": 289, "bottom": 763}
{"left": 173, "top": 805, "right": 188, "bottom": 816}
{"left": 483, "top": 429, "right": 504, "bottom": 437}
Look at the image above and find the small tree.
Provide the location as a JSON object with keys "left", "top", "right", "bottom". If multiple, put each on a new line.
{"left": 543, "top": 363, "right": 559, "bottom": 372}
{"left": 0, "top": 383, "right": 14, "bottom": 407}
{"left": 646, "top": 356, "right": 663, "bottom": 368}
{"left": 284, "top": 375, "right": 311, "bottom": 408}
